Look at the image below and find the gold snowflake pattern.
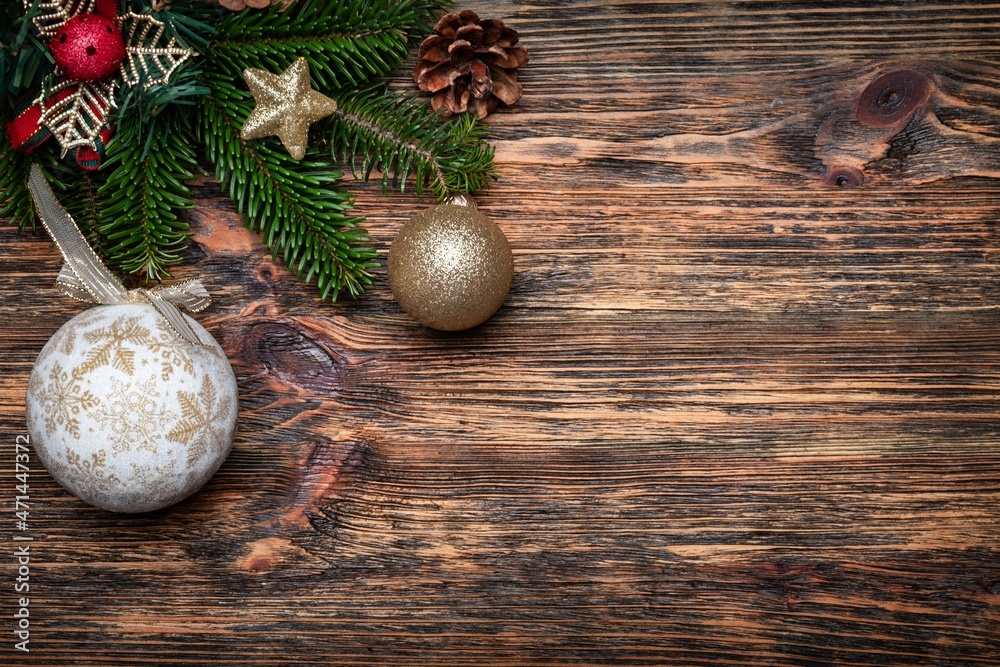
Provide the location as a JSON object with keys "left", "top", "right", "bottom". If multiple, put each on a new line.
{"left": 53, "top": 448, "right": 123, "bottom": 510}
{"left": 127, "top": 459, "right": 182, "bottom": 508}
{"left": 148, "top": 320, "right": 197, "bottom": 381}
{"left": 93, "top": 377, "right": 170, "bottom": 455}
{"left": 78, "top": 315, "right": 158, "bottom": 378}
{"left": 58, "top": 324, "right": 77, "bottom": 355}
{"left": 64, "top": 448, "right": 109, "bottom": 477}
{"left": 168, "top": 375, "right": 234, "bottom": 468}
{"left": 37, "top": 361, "right": 100, "bottom": 439}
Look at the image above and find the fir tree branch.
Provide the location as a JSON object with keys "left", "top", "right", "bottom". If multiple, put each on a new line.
{"left": 403, "top": 0, "right": 454, "bottom": 45}
{"left": 114, "top": 61, "right": 209, "bottom": 125}
{"left": 1, "top": 0, "right": 53, "bottom": 110}
{"left": 0, "top": 143, "right": 40, "bottom": 232}
{"left": 204, "top": 0, "right": 436, "bottom": 90}
{"left": 54, "top": 163, "right": 105, "bottom": 255}
{"left": 97, "top": 109, "right": 198, "bottom": 280}
{"left": 113, "top": 2, "right": 215, "bottom": 122}
{"left": 329, "top": 84, "right": 497, "bottom": 200}
{"left": 197, "top": 72, "right": 377, "bottom": 300}
{"left": 0, "top": 142, "right": 105, "bottom": 252}
{"left": 134, "top": 0, "right": 219, "bottom": 53}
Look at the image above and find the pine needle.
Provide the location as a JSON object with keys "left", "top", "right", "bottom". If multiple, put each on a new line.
{"left": 98, "top": 109, "right": 198, "bottom": 280}
{"left": 0, "top": 0, "right": 503, "bottom": 303}
{"left": 205, "top": 0, "right": 432, "bottom": 91}
{"left": 330, "top": 84, "right": 497, "bottom": 200}
{"left": 198, "top": 72, "right": 377, "bottom": 301}
{"left": 0, "top": 144, "right": 40, "bottom": 232}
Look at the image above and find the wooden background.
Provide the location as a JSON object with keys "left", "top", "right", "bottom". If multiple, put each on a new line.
{"left": 3, "top": 1, "right": 1000, "bottom": 664}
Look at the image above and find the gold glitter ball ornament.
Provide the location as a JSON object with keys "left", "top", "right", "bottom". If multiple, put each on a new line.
{"left": 240, "top": 58, "right": 338, "bottom": 161}
{"left": 25, "top": 304, "right": 238, "bottom": 513}
{"left": 388, "top": 199, "right": 513, "bottom": 331}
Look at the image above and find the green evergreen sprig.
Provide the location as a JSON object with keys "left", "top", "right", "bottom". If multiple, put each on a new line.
{"left": 55, "top": 164, "right": 104, "bottom": 255}
{"left": 199, "top": 72, "right": 376, "bottom": 300}
{"left": 1, "top": 0, "right": 499, "bottom": 301}
{"left": 149, "top": 0, "right": 217, "bottom": 53}
{"left": 206, "top": 0, "right": 423, "bottom": 90}
{"left": 97, "top": 109, "right": 199, "bottom": 280}
{"left": 0, "top": 144, "right": 40, "bottom": 232}
{"left": 0, "top": 0, "right": 52, "bottom": 103}
{"left": 330, "top": 84, "right": 497, "bottom": 200}
{"left": 0, "top": 142, "right": 105, "bottom": 250}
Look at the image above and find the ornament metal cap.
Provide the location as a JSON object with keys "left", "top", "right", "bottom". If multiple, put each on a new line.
{"left": 446, "top": 192, "right": 477, "bottom": 208}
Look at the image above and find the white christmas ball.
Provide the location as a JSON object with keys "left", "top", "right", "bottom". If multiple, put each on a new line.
{"left": 25, "top": 304, "right": 238, "bottom": 513}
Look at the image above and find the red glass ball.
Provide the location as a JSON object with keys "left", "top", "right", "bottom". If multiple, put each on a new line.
{"left": 50, "top": 14, "right": 125, "bottom": 82}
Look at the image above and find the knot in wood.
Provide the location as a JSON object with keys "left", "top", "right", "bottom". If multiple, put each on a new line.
{"left": 856, "top": 69, "right": 932, "bottom": 128}
{"left": 825, "top": 165, "right": 865, "bottom": 187}
{"left": 248, "top": 321, "right": 343, "bottom": 394}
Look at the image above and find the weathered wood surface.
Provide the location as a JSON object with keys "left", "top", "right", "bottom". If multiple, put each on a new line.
{"left": 3, "top": 1, "right": 1000, "bottom": 665}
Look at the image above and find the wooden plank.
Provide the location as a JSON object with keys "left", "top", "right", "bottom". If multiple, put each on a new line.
{"left": 2, "top": 1, "right": 999, "bottom": 665}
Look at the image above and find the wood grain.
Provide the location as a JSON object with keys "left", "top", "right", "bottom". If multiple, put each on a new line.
{"left": 3, "top": 1, "right": 1000, "bottom": 665}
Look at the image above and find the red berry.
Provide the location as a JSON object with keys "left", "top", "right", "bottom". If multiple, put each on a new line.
{"left": 50, "top": 14, "right": 125, "bottom": 83}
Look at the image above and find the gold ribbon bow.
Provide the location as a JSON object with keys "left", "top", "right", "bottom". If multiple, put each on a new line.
{"left": 27, "top": 164, "right": 211, "bottom": 346}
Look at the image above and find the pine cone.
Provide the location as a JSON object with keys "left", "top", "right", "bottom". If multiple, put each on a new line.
{"left": 217, "top": 0, "right": 293, "bottom": 10}
{"left": 413, "top": 11, "right": 528, "bottom": 119}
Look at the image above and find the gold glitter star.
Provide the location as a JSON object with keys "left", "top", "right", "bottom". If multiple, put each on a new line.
{"left": 240, "top": 58, "right": 338, "bottom": 161}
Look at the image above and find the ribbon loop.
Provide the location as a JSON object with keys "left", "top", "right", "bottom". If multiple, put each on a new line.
{"left": 26, "top": 163, "right": 210, "bottom": 346}
{"left": 148, "top": 280, "right": 212, "bottom": 312}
